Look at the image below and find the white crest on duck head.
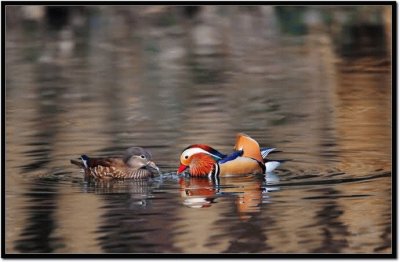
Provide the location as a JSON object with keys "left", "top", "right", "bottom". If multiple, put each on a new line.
{"left": 180, "top": 147, "right": 221, "bottom": 163}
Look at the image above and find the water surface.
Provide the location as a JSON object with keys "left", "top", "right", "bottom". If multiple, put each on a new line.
{"left": 5, "top": 6, "right": 392, "bottom": 254}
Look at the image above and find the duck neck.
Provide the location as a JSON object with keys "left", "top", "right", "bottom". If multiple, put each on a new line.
{"left": 189, "top": 153, "right": 216, "bottom": 177}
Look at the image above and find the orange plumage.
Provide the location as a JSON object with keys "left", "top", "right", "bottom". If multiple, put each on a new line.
{"left": 234, "top": 133, "right": 264, "bottom": 163}
{"left": 188, "top": 153, "right": 215, "bottom": 177}
{"left": 178, "top": 133, "right": 268, "bottom": 177}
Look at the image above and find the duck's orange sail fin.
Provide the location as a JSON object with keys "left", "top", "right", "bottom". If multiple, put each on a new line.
{"left": 234, "top": 133, "right": 264, "bottom": 163}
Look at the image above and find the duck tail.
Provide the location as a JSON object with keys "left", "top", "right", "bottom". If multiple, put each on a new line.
{"left": 70, "top": 155, "right": 90, "bottom": 168}
{"left": 260, "top": 147, "right": 276, "bottom": 159}
{"left": 265, "top": 161, "right": 281, "bottom": 173}
{"left": 70, "top": 159, "right": 84, "bottom": 168}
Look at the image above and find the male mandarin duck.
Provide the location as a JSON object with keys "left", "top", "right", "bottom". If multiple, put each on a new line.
{"left": 70, "top": 147, "right": 160, "bottom": 179}
{"left": 177, "top": 133, "right": 282, "bottom": 177}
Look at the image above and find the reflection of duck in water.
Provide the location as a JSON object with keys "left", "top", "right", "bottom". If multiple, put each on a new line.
{"left": 177, "top": 133, "right": 282, "bottom": 177}
{"left": 82, "top": 177, "right": 162, "bottom": 198}
{"left": 179, "top": 177, "right": 216, "bottom": 208}
{"left": 179, "top": 175, "right": 267, "bottom": 221}
{"left": 70, "top": 147, "right": 160, "bottom": 179}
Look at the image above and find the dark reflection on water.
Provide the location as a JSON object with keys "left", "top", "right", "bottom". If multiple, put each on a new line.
{"left": 5, "top": 6, "right": 392, "bottom": 254}
{"left": 309, "top": 187, "right": 350, "bottom": 253}
{"left": 93, "top": 180, "right": 182, "bottom": 253}
{"left": 14, "top": 179, "right": 63, "bottom": 253}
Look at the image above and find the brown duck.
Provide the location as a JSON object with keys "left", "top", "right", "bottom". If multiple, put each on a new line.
{"left": 70, "top": 147, "right": 160, "bottom": 179}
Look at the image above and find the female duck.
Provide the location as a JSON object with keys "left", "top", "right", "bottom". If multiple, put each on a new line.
{"left": 71, "top": 147, "right": 160, "bottom": 179}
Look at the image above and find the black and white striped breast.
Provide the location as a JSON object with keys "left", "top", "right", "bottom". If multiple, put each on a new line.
{"left": 208, "top": 163, "right": 220, "bottom": 178}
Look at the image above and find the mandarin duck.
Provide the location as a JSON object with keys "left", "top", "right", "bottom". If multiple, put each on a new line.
{"left": 177, "top": 133, "right": 282, "bottom": 177}
{"left": 71, "top": 147, "right": 160, "bottom": 179}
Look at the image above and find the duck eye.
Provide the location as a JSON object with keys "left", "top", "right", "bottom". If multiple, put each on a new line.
{"left": 184, "top": 155, "right": 189, "bottom": 159}
{"left": 140, "top": 155, "right": 145, "bottom": 159}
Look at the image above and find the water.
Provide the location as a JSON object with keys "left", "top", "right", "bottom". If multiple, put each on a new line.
{"left": 5, "top": 6, "right": 392, "bottom": 254}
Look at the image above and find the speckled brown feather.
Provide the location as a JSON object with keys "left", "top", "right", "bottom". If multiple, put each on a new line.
{"left": 86, "top": 164, "right": 153, "bottom": 179}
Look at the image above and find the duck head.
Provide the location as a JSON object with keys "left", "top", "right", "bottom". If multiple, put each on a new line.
{"left": 123, "top": 147, "right": 160, "bottom": 174}
{"left": 177, "top": 145, "right": 218, "bottom": 176}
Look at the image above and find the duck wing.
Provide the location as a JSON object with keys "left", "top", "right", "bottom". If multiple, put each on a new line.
{"left": 234, "top": 133, "right": 264, "bottom": 163}
{"left": 71, "top": 155, "right": 125, "bottom": 169}
{"left": 218, "top": 150, "right": 243, "bottom": 164}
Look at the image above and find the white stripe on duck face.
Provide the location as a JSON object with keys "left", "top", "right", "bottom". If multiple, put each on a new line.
{"left": 182, "top": 148, "right": 222, "bottom": 160}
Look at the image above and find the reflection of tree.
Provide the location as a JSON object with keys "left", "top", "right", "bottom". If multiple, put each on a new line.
{"left": 19, "top": 63, "right": 66, "bottom": 172}
{"left": 332, "top": 178, "right": 392, "bottom": 253}
{"left": 13, "top": 41, "right": 67, "bottom": 252}
{"left": 333, "top": 57, "right": 391, "bottom": 174}
{"left": 14, "top": 179, "right": 63, "bottom": 253}
{"left": 94, "top": 180, "right": 182, "bottom": 253}
{"left": 374, "top": 223, "right": 391, "bottom": 252}
{"left": 309, "top": 187, "right": 349, "bottom": 253}
{"left": 222, "top": 218, "right": 269, "bottom": 253}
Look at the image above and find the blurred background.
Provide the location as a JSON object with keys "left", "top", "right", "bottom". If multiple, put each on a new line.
{"left": 5, "top": 5, "right": 392, "bottom": 254}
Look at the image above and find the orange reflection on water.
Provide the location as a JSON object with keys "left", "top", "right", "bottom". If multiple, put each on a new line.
{"left": 179, "top": 175, "right": 265, "bottom": 221}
